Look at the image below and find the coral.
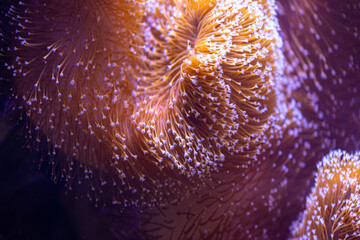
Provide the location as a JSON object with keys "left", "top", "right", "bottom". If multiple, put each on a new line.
{"left": 1, "top": 0, "right": 360, "bottom": 239}
{"left": 142, "top": 0, "right": 360, "bottom": 239}
{"left": 6, "top": 0, "right": 284, "bottom": 208}
{"left": 143, "top": 109, "right": 320, "bottom": 239}
{"left": 291, "top": 150, "right": 360, "bottom": 240}
{"left": 279, "top": 0, "right": 360, "bottom": 151}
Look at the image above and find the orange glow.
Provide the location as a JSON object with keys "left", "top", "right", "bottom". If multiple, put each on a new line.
{"left": 9, "top": 0, "right": 283, "bottom": 207}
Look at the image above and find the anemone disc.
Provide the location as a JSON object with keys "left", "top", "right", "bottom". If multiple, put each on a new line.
{"left": 8, "top": 0, "right": 284, "bottom": 207}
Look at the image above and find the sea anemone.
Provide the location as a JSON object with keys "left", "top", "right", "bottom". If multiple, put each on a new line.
{"left": 141, "top": 0, "right": 360, "bottom": 239}
{"left": 279, "top": 0, "right": 360, "bottom": 151}
{"left": 6, "top": 0, "right": 284, "bottom": 208}
{"left": 291, "top": 150, "right": 360, "bottom": 240}
{"left": 1, "top": 0, "right": 360, "bottom": 239}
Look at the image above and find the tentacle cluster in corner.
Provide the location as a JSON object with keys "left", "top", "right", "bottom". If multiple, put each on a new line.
{"left": 291, "top": 150, "right": 360, "bottom": 240}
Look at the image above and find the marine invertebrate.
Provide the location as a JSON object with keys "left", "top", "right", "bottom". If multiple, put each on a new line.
{"left": 143, "top": 108, "right": 321, "bottom": 239}
{"left": 1, "top": 0, "right": 360, "bottom": 239}
{"left": 291, "top": 150, "right": 360, "bottom": 240}
{"left": 7, "top": 0, "right": 147, "bottom": 206}
{"left": 279, "top": 0, "right": 360, "bottom": 150}
{"left": 142, "top": 0, "right": 360, "bottom": 239}
{"left": 6, "top": 0, "right": 283, "bottom": 208}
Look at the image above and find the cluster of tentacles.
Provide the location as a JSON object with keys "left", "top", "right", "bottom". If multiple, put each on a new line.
{"left": 0, "top": 0, "right": 360, "bottom": 239}
{"left": 291, "top": 150, "right": 360, "bottom": 240}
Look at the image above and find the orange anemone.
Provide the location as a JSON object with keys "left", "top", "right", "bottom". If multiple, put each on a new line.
{"left": 8, "top": 0, "right": 283, "bottom": 207}
{"left": 291, "top": 150, "right": 360, "bottom": 240}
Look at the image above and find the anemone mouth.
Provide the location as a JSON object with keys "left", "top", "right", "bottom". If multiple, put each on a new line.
{"left": 8, "top": 0, "right": 284, "bottom": 207}
{"left": 130, "top": 0, "right": 283, "bottom": 173}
